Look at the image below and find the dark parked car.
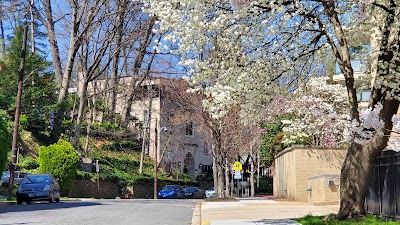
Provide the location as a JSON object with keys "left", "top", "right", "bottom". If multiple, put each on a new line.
{"left": 16, "top": 174, "right": 61, "bottom": 205}
{"left": 184, "top": 187, "right": 205, "bottom": 199}
{"left": 157, "top": 185, "right": 185, "bottom": 199}
{"left": 1, "top": 171, "right": 30, "bottom": 185}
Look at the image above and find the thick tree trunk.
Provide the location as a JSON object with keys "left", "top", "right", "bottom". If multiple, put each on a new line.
{"left": 337, "top": 99, "right": 399, "bottom": 219}
{"left": 225, "top": 158, "right": 230, "bottom": 197}
{"left": 84, "top": 98, "right": 92, "bottom": 153}
{"left": 72, "top": 80, "right": 88, "bottom": 147}
{"left": 139, "top": 96, "right": 152, "bottom": 173}
{"left": 250, "top": 162, "right": 255, "bottom": 197}
{"left": 36, "top": 0, "right": 79, "bottom": 140}
{"left": 58, "top": 41, "right": 79, "bottom": 102}
{"left": 108, "top": 0, "right": 126, "bottom": 121}
{"left": 213, "top": 130, "right": 225, "bottom": 198}
{"left": 121, "top": 18, "right": 155, "bottom": 125}
{"left": 217, "top": 158, "right": 225, "bottom": 198}
{"left": 338, "top": 5, "right": 400, "bottom": 218}
{"left": 212, "top": 145, "right": 218, "bottom": 195}
{"left": 39, "top": 0, "right": 63, "bottom": 84}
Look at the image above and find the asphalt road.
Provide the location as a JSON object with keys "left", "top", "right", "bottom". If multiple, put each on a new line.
{"left": 0, "top": 199, "right": 200, "bottom": 225}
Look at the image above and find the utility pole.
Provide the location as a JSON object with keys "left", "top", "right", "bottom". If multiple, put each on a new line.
{"left": 153, "top": 119, "right": 158, "bottom": 199}
{"left": 8, "top": 26, "right": 28, "bottom": 199}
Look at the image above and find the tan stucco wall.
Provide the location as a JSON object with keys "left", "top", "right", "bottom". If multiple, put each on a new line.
{"left": 273, "top": 146, "right": 347, "bottom": 202}
{"left": 307, "top": 175, "right": 340, "bottom": 203}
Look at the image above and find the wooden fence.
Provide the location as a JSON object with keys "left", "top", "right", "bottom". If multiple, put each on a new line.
{"left": 365, "top": 150, "right": 400, "bottom": 218}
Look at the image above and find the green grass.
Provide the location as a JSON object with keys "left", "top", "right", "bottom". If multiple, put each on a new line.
{"left": 295, "top": 214, "right": 400, "bottom": 225}
{"left": 0, "top": 198, "right": 15, "bottom": 202}
{"left": 204, "top": 196, "right": 238, "bottom": 202}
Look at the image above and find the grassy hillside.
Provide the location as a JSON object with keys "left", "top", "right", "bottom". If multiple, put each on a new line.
{"left": 14, "top": 129, "right": 193, "bottom": 190}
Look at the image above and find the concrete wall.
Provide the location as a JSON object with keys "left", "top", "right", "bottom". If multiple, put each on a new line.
{"left": 273, "top": 146, "right": 346, "bottom": 202}
{"left": 307, "top": 174, "right": 340, "bottom": 204}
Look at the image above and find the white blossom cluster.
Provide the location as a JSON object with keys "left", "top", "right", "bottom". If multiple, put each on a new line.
{"left": 142, "top": 0, "right": 340, "bottom": 120}
{"left": 143, "top": 0, "right": 400, "bottom": 148}
{"left": 279, "top": 77, "right": 351, "bottom": 147}
{"left": 344, "top": 103, "right": 384, "bottom": 145}
{"left": 388, "top": 115, "right": 400, "bottom": 150}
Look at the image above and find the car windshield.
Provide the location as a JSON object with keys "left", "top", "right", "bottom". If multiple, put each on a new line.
{"left": 184, "top": 187, "right": 196, "bottom": 192}
{"left": 162, "top": 186, "right": 177, "bottom": 191}
{"left": 22, "top": 175, "right": 50, "bottom": 184}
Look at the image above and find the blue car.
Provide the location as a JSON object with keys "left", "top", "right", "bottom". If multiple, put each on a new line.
{"left": 157, "top": 185, "right": 185, "bottom": 199}
{"left": 16, "top": 174, "right": 60, "bottom": 205}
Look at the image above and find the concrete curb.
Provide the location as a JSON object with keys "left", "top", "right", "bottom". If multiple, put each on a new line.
{"left": 0, "top": 202, "right": 14, "bottom": 207}
{"left": 191, "top": 202, "right": 202, "bottom": 225}
{"left": 201, "top": 202, "right": 210, "bottom": 225}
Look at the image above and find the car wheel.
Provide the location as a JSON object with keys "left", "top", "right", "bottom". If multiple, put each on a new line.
{"left": 191, "top": 194, "right": 195, "bottom": 199}
{"left": 26, "top": 200, "right": 31, "bottom": 204}
{"left": 16, "top": 199, "right": 22, "bottom": 205}
{"left": 49, "top": 193, "right": 55, "bottom": 203}
{"left": 55, "top": 198, "right": 60, "bottom": 203}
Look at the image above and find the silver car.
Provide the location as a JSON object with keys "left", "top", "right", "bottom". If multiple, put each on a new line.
{"left": 1, "top": 171, "right": 31, "bottom": 185}
{"left": 205, "top": 187, "right": 216, "bottom": 198}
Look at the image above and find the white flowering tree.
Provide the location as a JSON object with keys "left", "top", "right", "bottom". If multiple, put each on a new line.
{"left": 144, "top": 0, "right": 400, "bottom": 219}
{"left": 281, "top": 77, "right": 351, "bottom": 147}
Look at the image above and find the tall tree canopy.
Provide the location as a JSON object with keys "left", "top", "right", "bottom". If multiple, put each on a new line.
{"left": 0, "top": 26, "right": 56, "bottom": 135}
{"left": 144, "top": 0, "right": 400, "bottom": 219}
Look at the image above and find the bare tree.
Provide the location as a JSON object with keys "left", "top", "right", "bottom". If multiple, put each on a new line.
{"left": 29, "top": 0, "right": 110, "bottom": 140}
{"left": 107, "top": 0, "right": 132, "bottom": 122}
{"left": 120, "top": 16, "right": 156, "bottom": 126}
{"left": 72, "top": 6, "right": 117, "bottom": 146}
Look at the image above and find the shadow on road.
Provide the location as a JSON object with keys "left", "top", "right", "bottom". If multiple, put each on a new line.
{"left": 0, "top": 201, "right": 101, "bottom": 214}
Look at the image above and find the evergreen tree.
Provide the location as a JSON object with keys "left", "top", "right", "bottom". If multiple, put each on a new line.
{"left": 0, "top": 26, "right": 57, "bottom": 135}
{"left": 0, "top": 110, "right": 11, "bottom": 172}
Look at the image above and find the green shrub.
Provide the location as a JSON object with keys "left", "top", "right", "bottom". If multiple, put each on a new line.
{"left": 255, "top": 176, "right": 273, "bottom": 194}
{"left": 0, "top": 182, "right": 17, "bottom": 199}
{"left": 18, "top": 156, "right": 39, "bottom": 171}
{"left": 0, "top": 110, "right": 11, "bottom": 172}
{"left": 38, "top": 139, "right": 79, "bottom": 194}
{"left": 19, "top": 114, "right": 28, "bottom": 129}
{"left": 101, "top": 140, "right": 141, "bottom": 152}
{"left": 196, "top": 172, "right": 213, "bottom": 182}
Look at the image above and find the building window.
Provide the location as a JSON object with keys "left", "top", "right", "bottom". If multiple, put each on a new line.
{"left": 335, "top": 59, "right": 362, "bottom": 74}
{"left": 185, "top": 121, "right": 193, "bottom": 136}
{"left": 204, "top": 142, "right": 209, "bottom": 155}
{"left": 202, "top": 165, "right": 212, "bottom": 173}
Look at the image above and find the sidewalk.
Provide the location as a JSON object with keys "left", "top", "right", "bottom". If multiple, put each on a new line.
{"left": 201, "top": 197, "right": 339, "bottom": 225}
